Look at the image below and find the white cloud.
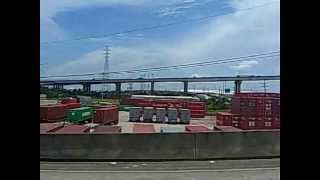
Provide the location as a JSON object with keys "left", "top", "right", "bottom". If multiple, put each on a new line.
{"left": 45, "top": 0, "right": 279, "bottom": 82}
{"left": 230, "top": 60, "right": 258, "bottom": 70}
{"left": 40, "top": 0, "right": 192, "bottom": 43}
{"left": 156, "top": 0, "right": 206, "bottom": 17}
{"left": 191, "top": 73, "right": 201, "bottom": 77}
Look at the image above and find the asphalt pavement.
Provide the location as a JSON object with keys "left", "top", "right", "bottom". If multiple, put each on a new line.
{"left": 40, "top": 158, "right": 280, "bottom": 180}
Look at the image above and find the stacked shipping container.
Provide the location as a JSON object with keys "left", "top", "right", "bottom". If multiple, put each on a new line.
{"left": 217, "top": 92, "right": 280, "bottom": 130}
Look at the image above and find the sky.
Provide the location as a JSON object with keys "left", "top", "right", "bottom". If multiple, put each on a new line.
{"left": 40, "top": 0, "right": 280, "bottom": 92}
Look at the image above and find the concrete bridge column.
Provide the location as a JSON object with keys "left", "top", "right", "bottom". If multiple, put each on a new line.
{"left": 53, "top": 84, "right": 64, "bottom": 90}
{"left": 151, "top": 81, "right": 155, "bottom": 94}
{"left": 234, "top": 80, "right": 242, "bottom": 94}
{"left": 83, "top": 84, "right": 91, "bottom": 93}
{"left": 115, "top": 83, "right": 122, "bottom": 97}
{"left": 183, "top": 81, "right": 188, "bottom": 93}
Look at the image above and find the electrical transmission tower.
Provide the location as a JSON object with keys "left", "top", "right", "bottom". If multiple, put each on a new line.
{"left": 261, "top": 80, "right": 269, "bottom": 93}
{"left": 101, "top": 46, "right": 110, "bottom": 99}
{"left": 103, "top": 46, "right": 110, "bottom": 90}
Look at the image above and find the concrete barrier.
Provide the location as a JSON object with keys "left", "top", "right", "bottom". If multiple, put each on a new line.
{"left": 40, "top": 133, "right": 195, "bottom": 160}
{"left": 195, "top": 130, "right": 280, "bottom": 159}
{"left": 40, "top": 130, "right": 280, "bottom": 160}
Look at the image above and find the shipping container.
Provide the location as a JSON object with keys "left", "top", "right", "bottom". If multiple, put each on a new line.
{"left": 187, "top": 101, "right": 205, "bottom": 106}
{"left": 93, "top": 107, "right": 119, "bottom": 125}
{"left": 167, "top": 108, "right": 178, "bottom": 123}
{"left": 143, "top": 107, "right": 154, "bottom": 122}
{"left": 238, "top": 120, "right": 258, "bottom": 130}
{"left": 187, "top": 105, "right": 204, "bottom": 110}
{"left": 93, "top": 125, "right": 121, "bottom": 133}
{"left": 40, "top": 123, "right": 64, "bottom": 133}
{"left": 67, "top": 107, "right": 93, "bottom": 123}
{"left": 231, "top": 96, "right": 280, "bottom": 117}
{"left": 61, "top": 97, "right": 77, "bottom": 104}
{"left": 216, "top": 112, "right": 241, "bottom": 126}
{"left": 185, "top": 125, "right": 210, "bottom": 132}
{"left": 190, "top": 110, "right": 205, "bottom": 118}
{"left": 129, "top": 107, "right": 142, "bottom": 122}
{"left": 133, "top": 124, "right": 155, "bottom": 133}
{"left": 40, "top": 104, "right": 67, "bottom": 122}
{"left": 53, "top": 125, "right": 90, "bottom": 134}
{"left": 155, "top": 108, "right": 166, "bottom": 123}
{"left": 64, "top": 102, "right": 81, "bottom": 109}
{"left": 179, "top": 108, "right": 191, "bottom": 124}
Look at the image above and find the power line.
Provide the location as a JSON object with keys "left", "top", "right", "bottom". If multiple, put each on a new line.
{"left": 40, "top": 1, "right": 279, "bottom": 45}
{"left": 40, "top": 50, "right": 279, "bottom": 79}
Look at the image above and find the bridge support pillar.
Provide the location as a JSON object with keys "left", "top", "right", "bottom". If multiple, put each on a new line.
{"left": 183, "top": 81, "right": 188, "bottom": 93}
{"left": 115, "top": 83, "right": 121, "bottom": 97}
{"left": 151, "top": 82, "right": 155, "bottom": 94}
{"left": 53, "top": 84, "right": 64, "bottom": 90}
{"left": 234, "top": 80, "right": 242, "bottom": 94}
{"left": 83, "top": 84, "right": 91, "bottom": 93}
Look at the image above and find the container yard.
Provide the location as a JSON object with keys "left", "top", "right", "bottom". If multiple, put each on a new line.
{"left": 40, "top": 93, "right": 280, "bottom": 163}
{"left": 40, "top": 93, "right": 280, "bottom": 134}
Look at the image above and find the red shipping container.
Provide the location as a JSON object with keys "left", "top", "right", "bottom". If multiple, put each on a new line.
{"left": 93, "top": 107, "right": 119, "bottom": 125}
{"left": 40, "top": 123, "right": 64, "bottom": 133}
{"left": 133, "top": 124, "right": 155, "bottom": 133}
{"left": 93, "top": 125, "right": 121, "bottom": 133}
{"left": 216, "top": 119, "right": 224, "bottom": 126}
{"left": 40, "top": 104, "right": 67, "bottom": 121}
{"left": 53, "top": 125, "right": 90, "bottom": 134}
{"left": 187, "top": 105, "right": 204, "bottom": 110}
{"left": 187, "top": 102, "right": 205, "bottom": 106}
{"left": 61, "top": 97, "right": 77, "bottom": 104}
{"left": 263, "top": 120, "right": 274, "bottom": 129}
{"left": 191, "top": 110, "right": 205, "bottom": 114}
{"left": 185, "top": 125, "right": 210, "bottom": 132}
{"left": 238, "top": 119, "right": 258, "bottom": 130}
{"left": 232, "top": 120, "right": 239, "bottom": 128}
{"left": 216, "top": 112, "right": 237, "bottom": 126}
{"left": 64, "top": 102, "right": 81, "bottom": 109}
{"left": 191, "top": 114, "right": 205, "bottom": 118}
{"left": 255, "top": 120, "right": 265, "bottom": 129}
{"left": 273, "top": 119, "right": 280, "bottom": 129}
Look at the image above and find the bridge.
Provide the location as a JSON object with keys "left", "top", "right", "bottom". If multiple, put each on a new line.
{"left": 40, "top": 75, "right": 280, "bottom": 96}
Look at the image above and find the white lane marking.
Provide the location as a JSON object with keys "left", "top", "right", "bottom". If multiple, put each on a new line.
{"left": 40, "top": 167, "right": 279, "bottom": 173}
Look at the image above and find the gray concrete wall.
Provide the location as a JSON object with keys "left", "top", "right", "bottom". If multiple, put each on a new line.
{"left": 40, "top": 130, "right": 280, "bottom": 160}
{"left": 40, "top": 133, "right": 195, "bottom": 160}
{"left": 195, "top": 130, "right": 280, "bottom": 159}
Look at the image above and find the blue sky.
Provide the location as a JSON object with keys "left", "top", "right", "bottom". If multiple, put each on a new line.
{"left": 40, "top": 0, "right": 280, "bottom": 92}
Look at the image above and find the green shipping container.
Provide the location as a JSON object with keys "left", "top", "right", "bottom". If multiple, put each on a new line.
{"left": 67, "top": 107, "right": 93, "bottom": 123}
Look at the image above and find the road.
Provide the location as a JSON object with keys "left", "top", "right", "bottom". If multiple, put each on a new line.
{"left": 40, "top": 158, "right": 280, "bottom": 180}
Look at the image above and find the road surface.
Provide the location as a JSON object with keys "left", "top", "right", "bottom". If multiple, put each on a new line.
{"left": 40, "top": 158, "right": 280, "bottom": 180}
